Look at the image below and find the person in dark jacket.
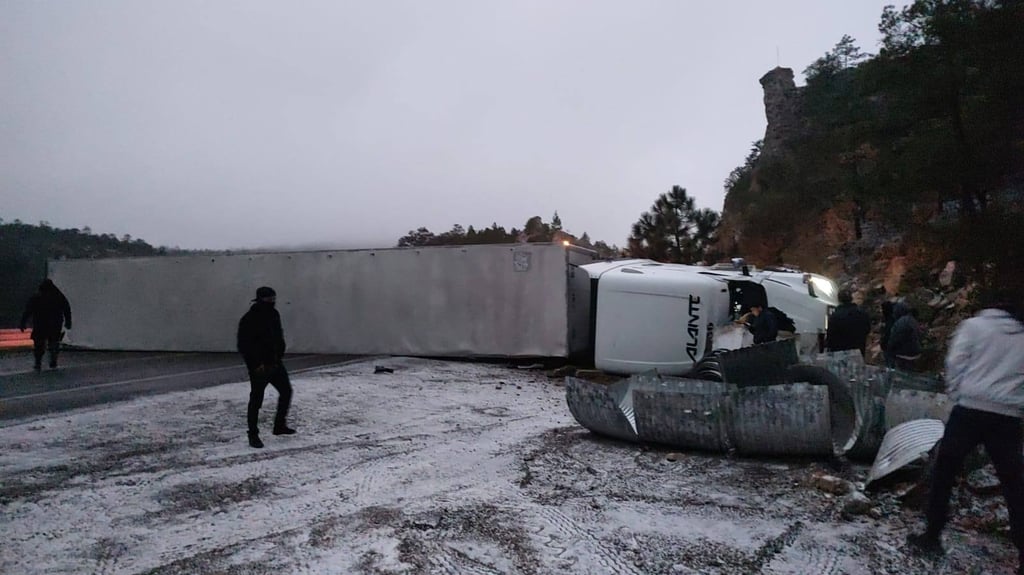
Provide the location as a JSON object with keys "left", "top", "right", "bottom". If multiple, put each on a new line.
{"left": 887, "top": 302, "right": 922, "bottom": 371}
{"left": 742, "top": 303, "right": 778, "bottom": 344}
{"left": 907, "top": 291, "right": 1024, "bottom": 574}
{"left": 825, "top": 289, "right": 871, "bottom": 356}
{"left": 20, "top": 279, "right": 72, "bottom": 371}
{"left": 237, "top": 286, "right": 295, "bottom": 448}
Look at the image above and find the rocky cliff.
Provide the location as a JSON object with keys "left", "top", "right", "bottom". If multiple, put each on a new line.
{"left": 717, "top": 60, "right": 1023, "bottom": 371}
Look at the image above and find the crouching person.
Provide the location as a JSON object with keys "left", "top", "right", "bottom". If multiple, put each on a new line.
{"left": 237, "top": 286, "right": 296, "bottom": 449}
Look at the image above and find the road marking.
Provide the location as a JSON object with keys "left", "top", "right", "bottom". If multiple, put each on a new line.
{"left": 0, "top": 355, "right": 362, "bottom": 402}
{"left": 0, "top": 353, "right": 173, "bottom": 377}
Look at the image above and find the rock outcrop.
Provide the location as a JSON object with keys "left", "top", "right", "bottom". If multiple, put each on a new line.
{"left": 759, "top": 67, "right": 803, "bottom": 160}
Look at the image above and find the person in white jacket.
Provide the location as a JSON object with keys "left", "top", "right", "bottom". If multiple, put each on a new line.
{"left": 907, "top": 290, "right": 1024, "bottom": 574}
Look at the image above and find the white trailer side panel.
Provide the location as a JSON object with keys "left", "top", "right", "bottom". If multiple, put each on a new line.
{"left": 49, "top": 244, "right": 580, "bottom": 357}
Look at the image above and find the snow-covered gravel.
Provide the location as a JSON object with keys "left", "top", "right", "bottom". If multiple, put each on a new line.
{"left": 1, "top": 357, "right": 1017, "bottom": 574}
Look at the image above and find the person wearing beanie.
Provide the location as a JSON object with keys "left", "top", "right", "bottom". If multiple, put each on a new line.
{"left": 19, "top": 278, "right": 72, "bottom": 371}
{"left": 887, "top": 302, "right": 922, "bottom": 371}
{"left": 236, "top": 286, "right": 295, "bottom": 448}
{"left": 824, "top": 289, "right": 871, "bottom": 357}
{"left": 907, "top": 290, "right": 1024, "bottom": 574}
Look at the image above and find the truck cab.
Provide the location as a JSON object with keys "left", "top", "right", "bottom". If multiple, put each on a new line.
{"left": 581, "top": 259, "right": 839, "bottom": 375}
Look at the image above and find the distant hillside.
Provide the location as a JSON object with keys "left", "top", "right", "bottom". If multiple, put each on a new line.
{"left": 0, "top": 219, "right": 183, "bottom": 327}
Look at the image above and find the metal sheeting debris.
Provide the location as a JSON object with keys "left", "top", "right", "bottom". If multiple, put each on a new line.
{"left": 718, "top": 339, "right": 800, "bottom": 387}
{"left": 731, "top": 383, "right": 833, "bottom": 456}
{"left": 889, "top": 370, "right": 945, "bottom": 393}
{"left": 566, "top": 349, "right": 956, "bottom": 461}
{"left": 564, "top": 377, "right": 639, "bottom": 442}
{"left": 786, "top": 364, "right": 857, "bottom": 457}
{"left": 845, "top": 367, "right": 892, "bottom": 459}
{"left": 633, "top": 379, "right": 732, "bottom": 452}
{"left": 566, "top": 371, "right": 838, "bottom": 457}
{"left": 812, "top": 352, "right": 893, "bottom": 461}
{"left": 885, "top": 389, "right": 953, "bottom": 429}
{"left": 866, "top": 419, "right": 945, "bottom": 486}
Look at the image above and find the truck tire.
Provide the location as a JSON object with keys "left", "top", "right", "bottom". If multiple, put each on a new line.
{"left": 689, "top": 350, "right": 726, "bottom": 382}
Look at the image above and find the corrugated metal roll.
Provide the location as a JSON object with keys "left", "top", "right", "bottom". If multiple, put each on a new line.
{"left": 718, "top": 339, "right": 800, "bottom": 386}
{"left": 843, "top": 367, "right": 892, "bottom": 460}
{"left": 786, "top": 364, "right": 857, "bottom": 457}
{"left": 564, "top": 376, "right": 639, "bottom": 442}
{"left": 633, "top": 378, "right": 733, "bottom": 452}
{"left": 731, "top": 383, "right": 833, "bottom": 456}
{"left": 884, "top": 389, "right": 954, "bottom": 429}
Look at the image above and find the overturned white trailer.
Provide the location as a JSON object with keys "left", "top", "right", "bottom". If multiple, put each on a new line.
{"left": 50, "top": 245, "right": 840, "bottom": 372}
{"left": 49, "top": 243, "right": 596, "bottom": 358}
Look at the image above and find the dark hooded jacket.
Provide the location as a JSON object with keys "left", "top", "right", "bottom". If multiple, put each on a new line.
{"left": 825, "top": 302, "right": 871, "bottom": 354}
{"left": 20, "top": 280, "right": 72, "bottom": 341}
{"left": 748, "top": 308, "right": 779, "bottom": 344}
{"left": 887, "top": 303, "right": 921, "bottom": 358}
{"left": 237, "top": 301, "right": 286, "bottom": 371}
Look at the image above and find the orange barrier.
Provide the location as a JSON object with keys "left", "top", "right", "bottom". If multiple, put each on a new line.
{"left": 0, "top": 329, "right": 33, "bottom": 349}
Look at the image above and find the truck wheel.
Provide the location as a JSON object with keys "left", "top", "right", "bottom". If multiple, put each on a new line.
{"left": 690, "top": 350, "right": 725, "bottom": 382}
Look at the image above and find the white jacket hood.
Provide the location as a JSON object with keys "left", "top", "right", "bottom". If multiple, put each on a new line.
{"left": 944, "top": 309, "right": 1024, "bottom": 418}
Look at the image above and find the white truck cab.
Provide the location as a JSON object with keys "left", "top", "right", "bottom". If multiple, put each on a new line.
{"left": 582, "top": 259, "right": 839, "bottom": 375}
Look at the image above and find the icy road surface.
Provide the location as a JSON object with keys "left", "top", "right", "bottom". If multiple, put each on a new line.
{"left": 1, "top": 357, "right": 1017, "bottom": 574}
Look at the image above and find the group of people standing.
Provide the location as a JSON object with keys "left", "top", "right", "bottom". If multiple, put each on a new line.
{"left": 822, "top": 289, "right": 922, "bottom": 370}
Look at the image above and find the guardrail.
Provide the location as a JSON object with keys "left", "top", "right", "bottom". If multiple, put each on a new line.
{"left": 0, "top": 329, "right": 33, "bottom": 349}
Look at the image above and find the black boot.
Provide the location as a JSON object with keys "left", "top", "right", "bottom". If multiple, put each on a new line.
{"left": 273, "top": 425, "right": 296, "bottom": 436}
{"left": 906, "top": 532, "right": 944, "bottom": 557}
{"left": 248, "top": 433, "right": 264, "bottom": 449}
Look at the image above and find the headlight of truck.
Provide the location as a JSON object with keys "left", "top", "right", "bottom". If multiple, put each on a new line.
{"left": 809, "top": 276, "right": 836, "bottom": 299}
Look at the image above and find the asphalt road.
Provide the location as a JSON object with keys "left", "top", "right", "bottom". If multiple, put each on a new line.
{"left": 0, "top": 350, "right": 362, "bottom": 423}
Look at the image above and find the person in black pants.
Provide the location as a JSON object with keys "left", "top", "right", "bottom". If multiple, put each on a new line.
{"left": 237, "top": 286, "right": 295, "bottom": 448}
{"left": 907, "top": 291, "right": 1024, "bottom": 574}
{"left": 20, "top": 279, "right": 72, "bottom": 371}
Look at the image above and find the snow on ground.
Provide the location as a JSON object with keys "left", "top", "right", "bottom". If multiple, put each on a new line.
{"left": 0, "top": 357, "right": 1018, "bottom": 574}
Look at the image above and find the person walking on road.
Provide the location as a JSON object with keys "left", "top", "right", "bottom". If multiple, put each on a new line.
{"left": 825, "top": 289, "right": 871, "bottom": 357}
{"left": 907, "top": 290, "right": 1024, "bottom": 574}
{"left": 237, "top": 286, "right": 295, "bottom": 448}
{"left": 20, "top": 279, "right": 72, "bottom": 371}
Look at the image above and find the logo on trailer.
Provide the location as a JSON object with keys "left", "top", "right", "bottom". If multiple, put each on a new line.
{"left": 686, "top": 295, "right": 701, "bottom": 362}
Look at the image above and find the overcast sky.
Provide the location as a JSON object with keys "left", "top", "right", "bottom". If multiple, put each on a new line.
{"left": 1, "top": 1, "right": 907, "bottom": 250}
